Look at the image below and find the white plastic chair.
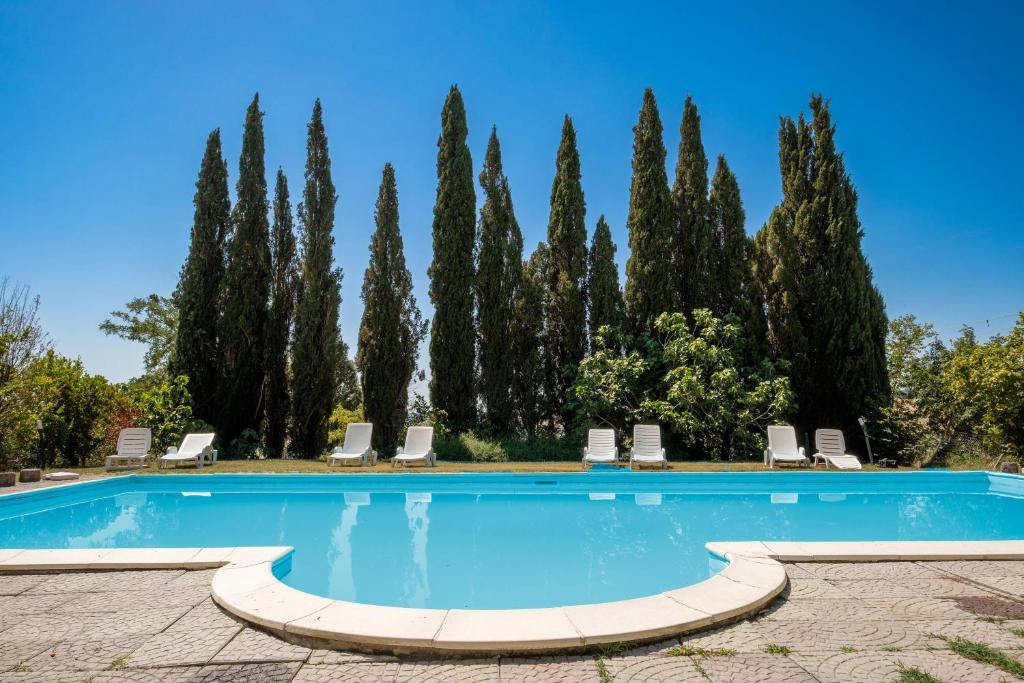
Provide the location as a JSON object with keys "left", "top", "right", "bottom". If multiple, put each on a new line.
{"left": 158, "top": 433, "right": 217, "bottom": 469}
{"left": 105, "top": 428, "right": 152, "bottom": 471}
{"left": 583, "top": 429, "right": 618, "bottom": 468}
{"left": 630, "top": 424, "right": 667, "bottom": 470}
{"left": 392, "top": 426, "right": 435, "bottom": 467}
{"left": 813, "top": 429, "right": 863, "bottom": 470}
{"left": 327, "top": 423, "right": 377, "bottom": 467}
{"left": 764, "top": 425, "right": 808, "bottom": 468}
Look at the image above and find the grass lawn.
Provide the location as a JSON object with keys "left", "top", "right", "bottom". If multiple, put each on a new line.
{"left": 47, "top": 458, "right": 905, "bottom": 477}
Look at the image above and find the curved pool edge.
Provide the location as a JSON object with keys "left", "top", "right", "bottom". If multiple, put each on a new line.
{"left": 6, "top": 541, "right": 1024, "bottom": 653}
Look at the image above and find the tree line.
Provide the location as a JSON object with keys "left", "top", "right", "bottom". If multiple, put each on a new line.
{"left": 169, "top": 87, "right": 889, "bottom": 459}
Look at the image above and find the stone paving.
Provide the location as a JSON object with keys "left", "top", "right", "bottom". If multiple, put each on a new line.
{"left": 3, "top": 561, "right": 1024, "bottom": 681}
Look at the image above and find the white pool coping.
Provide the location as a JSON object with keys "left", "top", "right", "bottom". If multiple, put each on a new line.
{"left": 4, "top": 540, "right": 1024, "bottom": 654}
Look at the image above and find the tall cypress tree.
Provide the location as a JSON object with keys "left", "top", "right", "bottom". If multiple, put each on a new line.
{"left": 290, "top": 99, "right": 342, "bottom": 457}
{"left": 475, "top": 127, "right": 523, "bottom": 435}
{"left": 709, "top": 155, "right": 747, "bottom": 317}
{"left": 357, "top": 164, "right": 426, "bottom": 457}
{"left": 427, "top": 86, "right": 477, "bottom": 432}
{"left": 545, "top": 116, "right": 588, "bottom": 424}
{"left": 264, "top": 169, "right": 297, "bottom": 457}
{"left": 673, "top": 96, "right": 715, "bottom": 315}
{"left": 172, "top": 129, "right": 230, "bottom": 426}
{"left": 757, "top": 95, "right": 889, "bottom": 437}
{"left": 512, "top": 243, "right": 549, "bottom": 434}
{"left": 586, "top": 215, "right": 624, "bottom": 341}
{"left": 219, "top": 94, "right": 272, "bottom": 447}
{"left": 624, "top": 88, "right": 674, "bottom": 335}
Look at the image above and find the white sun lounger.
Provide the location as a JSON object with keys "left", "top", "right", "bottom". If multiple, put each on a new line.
{"left": 764, "top": 425, "right": 809, "bottom": 468}
{"left": 327, "top": 423, "right": 377, "bottom": 467}
{"left": 583, "top": 428, "right": 618, "bottom": 468}
{"left": 105, "top": 428, "right": 152, "bottom": 471}
{"left": 630, "top": 424, "right": 667, "bottom": 469}
{"left": 158, "top": 433, "right": 217, "bottom": 469}
{"left": 392, "top": 426, "right": 435, "bottom": 467}
{"left": 813, "top": 429, "right": 863, "bottom": 470}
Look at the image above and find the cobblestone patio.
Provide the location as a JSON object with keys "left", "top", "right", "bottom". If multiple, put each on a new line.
{"left": 3, "top": 561, "right": 1024, "bottom": 681}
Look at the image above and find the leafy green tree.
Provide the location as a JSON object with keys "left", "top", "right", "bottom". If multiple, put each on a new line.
{"left": 264, "top": 170, "right": 297, "bottom": 457}
{"left": 512, "top": 244, "right": 549, "bottom": 433}
{"left": 0, "top": 279, "right": 49, "bottom": 470}
{"left": 134, "top": 374, "right": 195, "bottom": 454}
{"left": 572, "top": 327, "right": 661, "bottom": 431}
{"left": 171, "top": 129, "right": 229, "bottom": 425}
{"left": 708, "top": 155, "right": 747, "bottom": 317}
{"left": 335, "top": 338, "right": 361, "bottom": 411}
{"left": 475, "top": 127, "right": 523, "bottom": 435}
{"left": 428, "top": 86, "right": 477, "bottom": 433}
{"left": 756, "top": 96, "right": 889, "bottom": 436}
{"left": 586, "top": 215, "right": 624, "bottom": 343}
{"left": 100, "top": 294, "right": 177, "bottom": 376}
{"left": 291, "top": 99, "right": 343, "bottom": 458}
{"left": 672, "top": 96, "right": 714, "bottom": 315}
{"left": 357, "top": 164, "right": 427, "bottom": 457}
{"left": 219, "top": 94, "right": 272, "bottom": 449}
{"left": 624, "top": 89, "right": 675, "bottom": 335}
{"left": 545, "top": 115, "right": 588, "bottom": 425}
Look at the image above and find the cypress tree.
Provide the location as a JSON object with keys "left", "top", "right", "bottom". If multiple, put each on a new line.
{"left": 545, "top": 116, "right": 588, "bottom": 424}
{"left": 475, "top": 127, "right": 523, "bottom": 435}
{"left": 219, "top": 94, "right": 272, "bottom": 447}
{"left": 672, "top": 96, "right": 715, "bottom": 315}
{"left": 264, "top": 169, "right": 297, "bottom": 457}
{"left": 586, "top": 215, "right": 624, "bottom": 341}
{"left": 757, "top": 95, "right": 889, "bottom": 437}
{"left": 357, "top": 164, "right": 426, "bottom": 457}
{"left": 290, "top": 99, "right": 343, "bottom": 457}
{"left": 624, "top": 89, "right": 674, "bottom": 334}
{"left": 709, "top": 155, "right": 747, "bottom": 316}
{"left": 512, "top": 243, "right": 549, "bottom": 434}
{"left": 172, "top": 129, "right": 230, "bottom": 426}
{"left": 427, "top": 86, "right": 477, "bottom": 433}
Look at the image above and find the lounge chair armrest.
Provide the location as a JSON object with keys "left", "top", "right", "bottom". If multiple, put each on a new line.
{"left": 583, "top": 447, "right": 590, "bottom": 456}
{"left": 798, "top": 446, "right": 806, "bottom": 457}
{"left": 660, "top": 448, "right": 666, "bottom": 457}
{"left": 166, "top": 446, "right": 178, "bottom": 455}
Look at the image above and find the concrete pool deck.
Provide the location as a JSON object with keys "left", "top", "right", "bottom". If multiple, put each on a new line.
{"left": 5, "top": 560, "right": 1024, "bottom": 681}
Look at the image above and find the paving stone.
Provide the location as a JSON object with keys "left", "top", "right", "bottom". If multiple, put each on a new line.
{"left": 499, "top": 655, "right": 600, "bottom": 682}
{"left": 26, "top": 570, "right": 186, "bottom": 594}
{"left": 783, "top": 578, "right": 851, "bottom": 600}
{"left": 395, "top": 659, "right": 499, "bottom": 682}
{"left": 211, "top": 628, "right": 311, "bottom": 663}
{"left": 0, "top": 637, "right": 59, "bottom": 668}
{"left": 859, "top": 596, "right": 979, "bottom": 620}
{"left": 187, "top": 662, "right": 303, "bottom": 682}
{"left": 678, "top": 621, "right": 770, "bottom": 653}
{"left": 973, "top": 575, "right": 1024, "bottom": 597}
{"left": 307, "top": 649, "right": 399, "bottom": 665}
{"left": 911, "top": 618, "right": 1024, "bottom": 650}
{"left": 926, "top": 560, "right": 1024, "bottom": 577}
{"left": 791, "top": 650, "right": 904, "bottom": 683}
{"left": 166, "top": 569, "right": 218, "bottom": 587}
{"left": 699, "top": 653, "right": 819, "bottom": 682}
{"left": 129, "top": 625, "right": 241, "bottom": 667}
{"left": 892, "top": 649, "right": 1011, "bottom": 682}
{"left": 54, "top": 584, "right": 211, "bottom": 613}
{"left": 172, "top": 600, "right": 243, "bottom": 630}
{"left": 831, "top": 577, "right": 995, "bottom": 598}
{"left": 794, "top": 562, "right": 941, "bottom": 580}
{"left": 757, "top": 598, "right": 900, "bottom": 622}
{"left": 0, "top": 593, "right": 78, "bottom": 614}
{"left": 597, "top": 655, "right": 706, "bottom": 682}
{"left": 292, "top": 662, "right": 400, "bottom": 682}
{"left": 752, "top": 620, "right": 926, "bottom": 652}
{"left": 783, "top": 564, "right": 816, "bottom": 579}
{"left": 18, "top": 637, "right": 143, "bottom": 672}
{"left": 0, "top": 575, "right": 48, "bottom": 596}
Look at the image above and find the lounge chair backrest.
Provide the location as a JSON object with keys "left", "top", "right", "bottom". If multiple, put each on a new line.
{"left": 179, "top": 432, "right": 215, "bottom": 456}
{"left": 588, "top": 429, "right": 616, "bottom": 456}
{"left": 117, "top": 428, "right": 151, "bottom": 456}
{"left": 633, "top": 425, "right": 662, "bottom": 456}
{"left": 404, "top": 426, "right": 433, "bottom": 454}
{"left": 815, "top": 429, "right": 847, "bottom": 457}
{"left": 767, "top": 425, "right": 799, "bottom": 455}
{"left": 343, "top": 423, "right": 373, "bottom": 453}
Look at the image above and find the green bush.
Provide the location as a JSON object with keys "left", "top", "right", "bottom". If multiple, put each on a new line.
{"left": 433, "top": 431, "right": 582, "bottom": 463}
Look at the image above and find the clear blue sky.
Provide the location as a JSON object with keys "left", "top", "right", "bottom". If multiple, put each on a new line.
{"left": 2, "top": 1, "right": 1022, "bottom": 383}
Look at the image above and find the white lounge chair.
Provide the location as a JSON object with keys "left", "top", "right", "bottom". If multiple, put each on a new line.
{"left": 327, "top": 423, "right": 377, "bottom": 467}
{"left": 392, "top": 426, "right": 435, "bottom": 467}
{"left": 105, "top": 428, "right": 152, "bottom": 471}
{"left": 813, "top": 429, "right": 863, "bottom": 470}
{"left": 630, "top": 424, "right": 667, "bottom": 469}
{"left": 158, "top": 433, "right": 217, "bottom": 469}
{"left": 583, "top": 428, "right": 618, "bottom": 468}
{"left": 764, "top": 425, "right": 809, "bottom": 468}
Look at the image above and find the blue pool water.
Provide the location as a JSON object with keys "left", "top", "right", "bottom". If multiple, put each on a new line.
{"left": 2, "top": 472, "right": 1023, "bottom": 609}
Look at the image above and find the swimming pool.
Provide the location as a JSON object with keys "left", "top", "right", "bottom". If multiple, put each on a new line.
{"left": 2, "top": 471, "right": 1023, "bottom": 610}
